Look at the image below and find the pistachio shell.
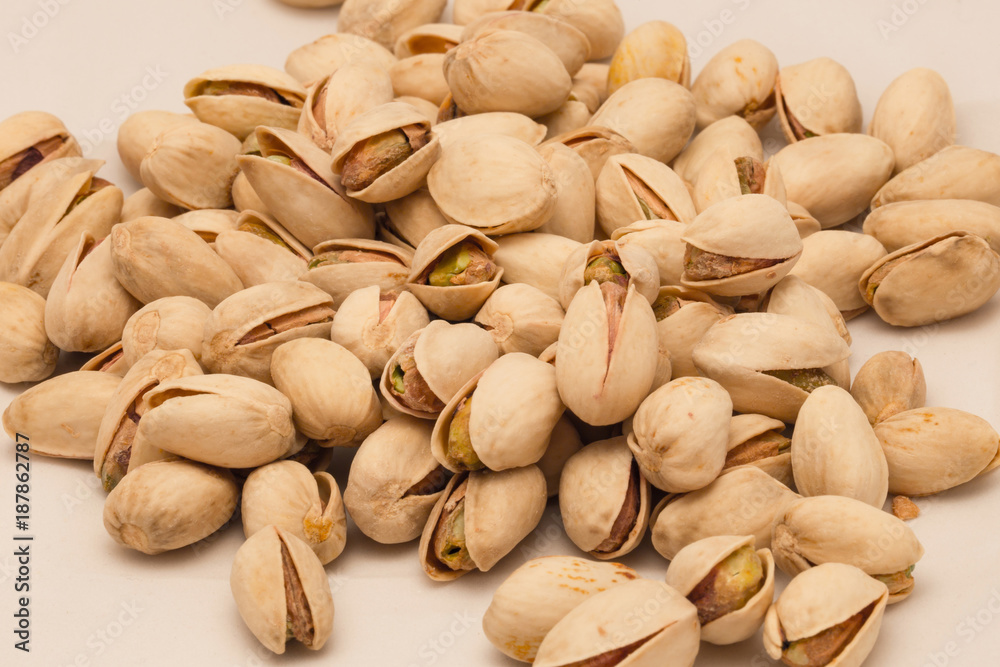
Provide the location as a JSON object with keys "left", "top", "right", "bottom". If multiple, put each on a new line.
{"left": 776, "top": 58, "right": 863, "bottom": 142}
{"left": 214, "top": 211, "right": 309, "bottom": 287}
{"left": 300, "top": 238, "right": 411, "bottom": 308}
{"left": 394, "top": 22, "right": 463, "bottom": 58}
{"left": 433, "top": 112, "right": 547, "bottom": 150}
{"left": 692, "top": 151, "right": 787, "bottom": 214}
{"left": 787, "top": 201, "right": 822, "bottom": 238}
{"left": 532, "top": 0, "right": 624, "bottom": 61}
{"left": 591, "top": 78, "right": 695, "bottom": 164}
{"left": 338, "top": 0, "right": 447, "bottom": 50}
{"left": 691, "top": 39, "right": 778, "bottom": 130}
{"left": 172, "top": 208, "right": 239, "bottom": 245}
{"left": 850, "top": 351, "right": 926, "bottom": 425}
{"left": 543, "top": 125, "right": 635, "bottom": 181}
{"left": 536, "top": 99, "right": 593, "bottom": 140}
{"left": 725, "top": 414, "right": 793, "bottom": 486}
{"left": 493, "top": 232, "right": 581, "bottom": 300}
{"left": 0, "top": 282, "right": 58, "bottom": 383}
{"left": 380, "top": 186, "right": 450, "bottom": 249}
{"left": 121, "top": 296, "right": 212, "bottom": 367}
{"left": 863, "top": 199, "right": 1000, "bottom": 254}
{"left": 139, "top": 122, "right": 241, "bottom": 210}
{"left": 116, "top": 111, "right": 199, "bottom": 182}
{"left": 536, "top": 416, "right": 583, "bottom": 497}
{"left": 0, "top": 111, "right": 80, "bottom": 191}
{"left": 612, "top": 220, "right": 687, "bottom": 286}
{"left": 765, "top": 275, "right": 852, "bottom": 346}
{"left": 597, "top": 152, "right": 696, "bottom": 236}
{"left": 558, "top": 239, "right": 660, "bottom": 309}
{"left": 474, "top": 283, "right": 564, "bottom": 356}
{"left": 301, "top": 63, "right": 395, "bottom": 151}
{"left": 789, "top": 230, "right": 888, "bottom": 316}
{"left": 872, "top": 145, "right": 1000, "bottom": 209}
{"left": 0, "top": 156, "right": 103, "bottom": 245}
{"left": 284, "top": 33, "right": 397, "bottom": 86}
{"left": 651, "top": 285, "right": 731, "bottom": 379}
{"left": 81, "top": 341, "right": 128, "bottom": 376}
{"left": 388, "top": 54, "right": 450, "bottom": 105}
{"left": 671, "top": 115, "right": 762, "bottom": 186}
{"left": 608, "top": 21, "right": 689, "bottom": 94}
{"left": 461, "top": 11, "right": 591, "bottom": 76}
{"left": 535, "top": 142, "right": 596, "bottom": 242}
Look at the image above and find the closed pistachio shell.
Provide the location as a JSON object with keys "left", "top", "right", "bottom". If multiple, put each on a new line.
{"left": 300, "top": 238, "right": 411, "bottom": 309}
{"left": 536, "top": 416, "right": 583, "bottom": 497}
{"left": 116, "top": 111, "right": 199, "bottom": 183}
{"left": 650, "top": 286, "right": 731, "bottom": 379}
{"left": 869, "top": 68, "right": 956, "bottom": 174}
{"left": 544, "top": 125, "right": 635, "bottom": 181}
{"left": 231, "top": 171, "right": 266, "bottom": 214}
{"left": 338, "top": 0, "right": 447, "bottom": 50}
{"left": 536, "top": 99, "right": 593, "bottom": 140}
{"left": 724, "top": 414, "right": 793, "bottom": 486}
{"left": 608, "top": 21, "right": 689, "bottom": 94}
{"left": 873, "top": 407, "right": 1000, "bottom": 496}
{"left": 776, "top": 58, "right": 863, "bottom": 143}
{"left": 389, "top": 54, "right": 450, "bottom": 106}
{"left": 433, "top": 112, "right": 547, "bottom": 151}
{"left": 380, "top": 187, "right": 450, "bottom": 250}
{"left": 771, "top": 133, "right": 895, "bottom": 229}
{"left": 591, "top": 78, "right": 695, "bottom": 164}
{"left": 859, "top": 232, "right": 1000, "bottom": 327}
{"left": 474, "top": 284, "right": 563, "bottom": 356}
{"left": 863, "top": 199, "right": 1000, "bottom": 254}
{"left": 597, "top": 152, "right": 696, "bottom": 236}
{"left": 120, "top": 188, "right": 185, "bottom": 223}
{"left": 792, "top": 386, "right": 889, "bottom": 507}
{"left": 691, "top": 39, "right": 778, "bottom": 130}
{"left": 139, "top": 122, "right": 241, "bottom": 210}
{"left": 530, "top": 0, "right": 624, "bottom": 60}
{"left": 121, "top": 297, "right": 212, "bottom": 367}
{"left": 612, "top": 220, "right": 687, "bottom": 286}
{"left": 493, "top": 232, "right": 581, "bottom": 300}
{"left": 692, "top": 150, "right": 787, "bottom": 214}
{"left": 850, "top": 351, "right": 926, "bottom": 425}
{"left": 765, "top": 275, "right": 852, "bottom": 346}
{"left": 789, "top": 230, "right": 888, "bottom": 317}
{"left": 671, "top": 115, "right": 762, "bottom": 186}
{"left": 535, "top": 142, "right": 596, "bottom": 243}
{"left": 214, "top": 211, "right": 309, "bottom": 288}
{"left": 872, "top": 145, "right": 1000, "bottom": 209}
{"left": 558, "top": 239, "right": 660, "bottom": 309}
{"left": 2, "top": 371, "right": 121, "bottom": 459}
{"left": 461, "top": 11, "right": 591, "bottom": 76}
{"left": 0, "top": 282, "right": 58, "bottom": 383}
{"left": 331, "top": 285, "right": 430, "bottom": 378}
{"left": 483, "top": 556, "right": 638, "bottom": 663}
{"left": 284, "top": 33, "right": 397, "bottom": 86}
{"left": 172, "top": 208, "right": 239, "bottom": 245}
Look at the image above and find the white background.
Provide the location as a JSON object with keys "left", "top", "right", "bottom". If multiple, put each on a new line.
{"left": 2, "top": 0, "right": 1000, "bottom": 665}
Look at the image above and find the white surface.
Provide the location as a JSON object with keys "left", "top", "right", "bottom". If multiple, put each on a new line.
{"left": 2, "top": 0, "right": 1000, "bottom": 665}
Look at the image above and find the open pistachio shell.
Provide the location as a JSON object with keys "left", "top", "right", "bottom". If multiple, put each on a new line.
{"left": 725, "top": 414, "right": 793, "bottom": 486}
{"left": 0, "top": 282, "right": 57, "bottom": 382}
{"left": 850, "top": 351, "right": 926, "bottom": 425}
{"left": 666, "top": 536, "right": 776, "bottom": 645}
{"left": 788, "top": 230, "right": 888, "bottom": 318}
{"left": 116, "top": 111, "right": 199, "bottom": 183}
{"left": 285, "top": 32, "right": 397, "bottom": 86}
{"left": 528, "top": 0, "right": 624, "bottom": 61}
{"left": 474, "top": 283, "right": 564, "bottom": 356}
{"left": 214, "top": 210, "right": 309, "bottom": 288}
{"left": 871, "top": 145, "right": 1000, "bottom": 210}
{"left": 672, "top": 115, "right": 762, "bottom": 186}
{"left": 394, "top": 22, "right": 462, "bottom": 58}
{"left": 81, "top": 341, "right": 128, "bottom": 376}
{"left": 0, "top": 111, "right": 81, "bottom": 195}
{"left": 765, "top": 275, "right": 852, "bottom": 346}
{"left": 543, "top": 125, "right": 634, "bottom": 181}
{"left": 612, "top": 220, "right": 687, "bottom": 287}
{"left": 776, "top": 58, "right": 862, "bottom": 143}
{"left": 301, "top": 238, "right": 411, "bottom": 308}
{"left": 493, "top": 232, "right": 581, "bottom": 300}
{"left": 558, "top": 239, "right": 660, "bottom": 309}
{"left": 331, "top": 285, "right": 430, "bottom": 378}
{"left": 691, "top": 39, "right": 778, "bottom": 130}
{"left": 597, "top": 152, "right": 696, "bottom": 236}
{"left": 338, "top": 0, "right": 447, "bottom": 50}
{"left": 591, "top": 78, "right": 695, "bottom": 164}
{"left": 462, "top": 11, "right": 591, "bottom": 76}
{"left": 380, "top": 186, "right": 450, "bottom": 250}
{"left": 650, "top": 285, "right": 731, "bottom": 380}
{"left": 139, "top": 121, "right": 241, "bottom": 210}
{"left": 863, "top": 199, "right": 1000, "bottom": 254}
{"left": 788, "top": 201, "right": 822, "bottom": 238}
{"left": 536, "top": 142, "right": 596, "bottom": 243}
{"left": 172, "top": 208, "right": 238, "bottom": 245}
{"left": 692, "top": 151, "right": 787, "bottom": 214}
{"left": 300, "top": 63, "right": 395, "bottom": 152}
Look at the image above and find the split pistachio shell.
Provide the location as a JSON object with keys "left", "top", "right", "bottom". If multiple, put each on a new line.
{"left": 121, "top": 188, "right": 185, "bottom": 222}
{"left": 231, "top": 171, "right": 266, "bottom": 214}
{"left": 81, "top": 341, "right": 128, "bottom": 376}
{"left": 556, "top": 281, "right": 658, "bottom": 426}
{"left": 301, "top": 63, "right": 395, "bottom": 151}
{"left": 534, "top": 579, "right": 700, "bottom": 667}
{"left": 493, "top": 232, "right": 581, "bottom": 300}
{"left": 201, "top": 281, "right": 335, "bottom": 384}
{"left": 691, "top": 39, "right": 778, "bottom": 130}
{"left": 271, "top": 338, "right": 382, "bottom": 445}
{"left": 776, "top": 58, "right": 863, "bottom": 143}
{"left": 380, "top": 187, "right": 450, "bottom": 249}
{"left": 863, "top": 199, "right": 1000, "bottom": 254}
{"left": 608, "top": 21, "right": 689, "bottom": 94}
{"left": 791, "top": 386, "right": 889, "bottom": 508}
{"left": 419, "top": 465, "right": 547, "bottom": 580}
{"left": 301, "top": 238, "right": 411, "bottom": 308}
{"left": 772, "top": 495, "right": 925, "bottom": 603}
{"left": 2, "top": 371, "right": 120, "bottom": 459}
{"left": 529, "top": 0, "right": 624, "bottom": 61}
{"left": 214, "top": 211, "right": 310, "bottom": 287}
{"left": 103, "top": 458, "right": 237, "bottom": 555}
{"left": 850, "top": 352, "right": 926, "bottom": 425}
{"left": 536, "top": 416, "right": 583, "bottom": 497}
{"left": 230, "top": 525, "right": 334, "bottom": 654}
{"left": 44, "top": 234, "right": 141, "bottom": 352}
{"left": 725, "top": 414, "right": 793, "bottom": 486}
{"left": 109, "top": 217, "right": 244, "bottom": 308}
{"left": 559, "top": 437, "right": 650, "bottom": 559}
{"left": 651, "top": 467, "right": 800, "bottom": 560}
{"left": 591, "top": 78, "right": 696, "bottom": 164}
{"left": 0, "top": 282, "right": 58, "bottom": 383}
{"left": 474, "top": 283, "right": 564, "bottom": 356}
{"left": 483, "top": 556, "right": 638, "bottom": 663}
{"left": 0, "top": 111, "right": 81, "bottom": 194}
{"left": 427, "top": 134, "right": 557, "bottom": 234}
{"left": 872, "top": 145, "right": 1000, "bottom": 209}
{"left": 765, "top": 275, "right": 852, "bottom": 346}
{"left": 789, "top": 230, "right": 888, "bottom": 317}
{"left": 121, "top": 297, "right": 212, "bottom": 367}
{"left": 433, "top": 112, "right": 547, "bottom": 150}
{"left": 692, "top": 151, "right": 787, "bottom": 214}
{"left": 535, "top": 142, "right": 596, "bottom": 243}
{"left": 692, "top": 313, "right": 851, "bottom": 423}
{"left": 763, "top": 563, "right": 888, "bottom": 666}
{"left": 284, "top": 33, "right": 397, "bottom": 86}
{"left": 172, "top": 208, "right": 239, "bottom": 245}
{"left": 612, "top": 220, "right": 687, "bottom": 286}
{"left": 394, "top": 22, "right": 462, "bottom": 58}
{"left": 331, "top": 285, "right": 430, "bottom": 378}
{"left": 338, "top": 0, "right": 447, "bottom": 50}
{"left": 139, "top": 121, "right": 241, "bottom": 210}
{"left": 116, "top": 111, "right": 199, "bottom": 182}
{"left": 461, "top": 11, "right": 591, "bottom": 76}
{"left": 242, "top": 461, "right": 347, "bottom": 564}
{"left": 628, "top": 377, "right": 732, "bottom": 493}
{"left": 596, "top": 152, "right": 696, "bottom": 236}
{"left": 343, "top": 416, "right": 448, "bottom": 543}
{"left": 183, "top": 65, "right": 306, "bottom": 140}
{"left": 671, "top": 115, "right": 762, "bottom": 186}
{"left": 651, "top": 286, "right": 731, "bottom": 379}
{"left": 788, "top": 201, "right": 822, "bottom": 238}
{"left": 869, "top": 68, "right": 956, "bottom": 174}
{"left": 544, "top": 125, "right": 635, "bottom": 181}
{"left": 558, "top": 239, "right": 659, "bottom": 309}
{"left": 874, "top": 407, "right": 1000, "bottom": 496}
{"left": 770, "top": 133, "right": 895, "bottom": 229}
{"left": 859, "top": 232, "right": 1000, "bottom": 327}
{"left": 665, "top": 535, "right": 775, "bottom": 645}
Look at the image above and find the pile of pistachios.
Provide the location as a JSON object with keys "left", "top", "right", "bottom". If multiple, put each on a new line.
{"left": 2, "top": 0, "right": 1000, "bottom": 663}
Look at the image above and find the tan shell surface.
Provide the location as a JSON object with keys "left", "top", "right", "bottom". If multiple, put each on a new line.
{"left": 612, "top": 220, "right": 687, "bottom": 286}
{"left": 0, "top": 156, "right": 102, "bottom": 242}
{"left": 726, "top": 414, "right": 793, "bottom": 486}
{"left": 590, "top": 78, "right": 696, "bottom": 164}
{"left": 493, "top": 233, "right": 582, "bottom": 300}
{"left": 302, "top": 238, "right": 411, "bottom": 309}
{"left": 81, "top": 341, "right": 128, "bottom": 376}
{"left": 389, "top": 54, "right": 450, "bottom": 106}
{"left": 433, "top": 112, "right": 547, "bottom": 151}
{"left": 303, "top": 63, "right": 395, "bottom": 150}
{"left": 332, "top": 285, "right": 430, "bottom": 378}
{"left": 872, "top": 145, "right": 1000, "bottom": 209}
{"left": 543, "top": 125, "right": 635, "bottom": 181}
{"left": 338, "top": 0, "right": 447, "bottom": 50}
{"left": 850, "top": 351, "right": 926, "bottom": 425}
{"left": 869, "top": 68, "right": 956, "bottom": 173}
{"left": 608, "top": 20, "right": 689, "bottom": 94}
{"left": 284, "top": 33, "right": 397, "bottom": 86}
{"left": 777, "top": 57, "right": 863, "bottom": 141}
{"left": 121, "top": 296, "right": 212, "bottom": 367}
{"left": 766, "top": 275, "right": 851, "bottom": 345}
{"left": 672, "top": 115, "right": 762, "bottom": 185}
{"left": 787, "top": 201, "right": 822, "bottom": 238}
{"left": 394, "top": 22, "right": 463, "bottom": 58}
{"left": 0, "top": 111, "right": 78, "bottom": 173}
{"left": 863, "top": 199, "right": 1000, "bottom": 254}
{"left": 654, "top": 291, "right": 729, "bottom": 380}
{"left": 117, "top": 111, "right": 199, "bottom": 182}
{"left": 121, "top": 188, "right": 184, "bottom": 224}
{"left": 381, "top": 187, "right": 450, "bottom": 249}
{"left": 534, "top": 0, "right": 624, "bottom": 61}
{"left": 173, "top": 208, "right": 239, "bottom": 243}
{"left": 0, "top": 283, "right": 56, "bottom": 382}
{"left": 461, "top": 11, "right": 591, "bottom": 76}
{"left": 596, "top": 152, "right": 696, "bottom": 236}
{"left": 139, "top": 122, "right": 241, "bottom": 210}
{"left": 536, "top": 142, "right": 596, "bottom": 243}
{"left": 557, "top": 239, "right": 660, "bottom": 309}
{"left": 214, "top": 222, "right": 308, "bottom": 288}
{"left": 474, "top": 283, "right": 564, "bottom": 356}
{"left": 691, "top": 39, "right": 778, "bottom": 130}
{"left": 789, "top": 230, "right": 888, "bottom": 313}
{"left": 691, "top": 150, "right": 787, "bottom": 214}
{"left": 184, "top": 65, "right": 306, "bottom": 140}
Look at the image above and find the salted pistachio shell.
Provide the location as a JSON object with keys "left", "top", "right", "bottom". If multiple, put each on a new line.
{"left": 535, "top": 142, "right": 595, "bottom": 243}
{"left": 556, "top": 282, "right": 658, "bottom": 426}
{"left": 285, "top": 33, "right": 397, "bottom": 86}
{"left": 214, "top": 211, "right": 309, "bottom": 287}
{"left": 788, "top": 201, "right": 822, "bottom": 238}
{"left": 103, "top": 458, "right": 237, "bottom": 555}
{"left": 608, "top": 21, "right": 689, "bottom": 95}
{"left": 331, "top": 285, "right": 430, "bottom": 378}
{"left": 776, "top": 58, "right": 862, "bottom": 143}
{"left": 242, "top": 461, "right": 347, "bottom": 564}
{"left": 529, "top": 0, "right": 624, "bottom": 60}
{"left": 380, "top": 186, "right": 450, "bottom": 250}
{"left": 789, "top": 230, "right": 888, "bottom": 317}
{"left": 672, "top": 115, "right": 762, "bottom": 186}
{"left": 763, "top": 562, "right": 888, "bottom": 666}
{"left": 231, "top": 171, "right": 266, "bottom": 214}
{"left": 859, "top": 232, "right": 1000, "bottom": 327}
{"left": 792, "top": 386, "right": 889, "bottom": 507}
{"left": 666, "top": 536, "right": 775, "bottom": 645}
{"left": 770, "top": 134, "right": 895, "bottom": 229}
{"left": 850, "top": 351, "right": 926, "bottom": 425}
{"left": 544, "top": 125, "right": 635, "bottom": 181}
{"left": 271, "top": 338, "right": 382, "bottom": 446}
{"left": 692, "top": 151, "right": 787, "bottom": 214}
{"left": 493, "top": 232, "right": 581, "bottom": 300}
{"left": 474, "top": 283, "right": 563, "bottom": 356}
{"left": 461, "top": 11, "right": 591, "bottom": 76}
{"left": 0, "top": 282, "right": 57, "bottom": 383}
{"left": 534, "top": 579, "right": 700, "bottom": 667}
{"left": 863, "top": 199, "right": 1000, "bottom": 254}
{"left": 558, "top": 239, "right": 660, "bottom": 309}
{"left": 559, "top": 437, "right": 650, "bottom": 559}
{"left": 121, "top": 189, "right": 184, "bottom": 225}
{"left": 388, "top": 54, "right": 449, "bottom": 105}
{"left": 692, "top": 313, "right": 851, "bottom": 423}
{"left": 725, "top": 414, "right": 793, "bottom": 486}
{"left": 537, "top": 415, "right": 583, "bottom": 497}
{"left": 172, "top": 208, "right": 238, "bottom": 245}
{"left": 536, "top": 99, "right": 592, "bottom": 140}
{"left": 0, "top": 111, "right": 81, "bottom": 194}
{"left": 483, "top": 556, "right": 638, "bottom": 663}
{"left": 121, "top": 297, "right": 212, "bottom": 367}
{"left": 139, "top": 121, "right": 241, "bottom": 210}
{"left": 681, "top": 195, "right": 803, "bottom": 298}
{"left": 651, "top": 467, "right": 800, "bottom": 560}
{"left": 301, "top": 238, "right": 411, "bottom": 308}
{"left": 597, "top": 152, "right": 696, "bottom": 236}
{"left": 772, "top": 495, "right": 925, "bottom": 603}
{"left": 406, "top": 225, "right": 502, "bottom": 320}
{"left": 2, "top": 371, "right": 120, "bottom": 459}
{"left": 691, "top": 39, "right": 778, "bottom": 130}
{"left": 873, "top": 407, "right": 1000, "bottom": 496}
{"left": 45, "top": 234, "right": 141, "bottom": 352}
{"left": 343, "top": 416, "right": 448, "bottom": 543}
{"left": 230, "top": 525, "right": 334, "bottom": 654}
{"left": 765, "top": 275, "right": 851, "bottom": 346}
{"left": 184, "top": 65, "right": 306, "bottom": 140}
{"left": 873, "top": 144, "right": 1000, "bottom": 209}
{"left": 612, "top": 220, "right": 687, "bottom": 286}
{"left": 81, "top": 341, "right": 128, "bottom": 376}
{"left": 433, "top": 112, "right": 547, "bottom": 151}
{"left": 651, "top": 285, "right": 731, "bottom": 379}
{"left": 301, "top": 63, "right": 395, "bottom": 152}
{"left": 116, "top": 111, "right": 199, "bottom": 182}
{"left": 629, "top": 377, "right": 732, "bottom": 493}
{"left": 338, "top": 0, "right": 447, "bottom": 50}
{"left": 869, "top": 68, "right": 956, "bottom": 174}
{"left": 418, "top": 465, "right": 547, "bottom": 580}
{"left": 591, "top": 78, "right": 695, "bottom": 164}
{"left": 201, "top": 281, "right": 334, "bottom": 384}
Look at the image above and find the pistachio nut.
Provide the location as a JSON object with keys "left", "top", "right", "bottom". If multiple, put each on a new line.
{"left": 81, "top": 341, "right": 128, "bottom": 376}
{"left": 770, "top": 133, "right": 895, "bottom": 229}
{"left": 536, "top": 415, "right": 583, "bottom": 497}
{"left": 331, "top": 285, "right": 430, "bottom": 378}
{"left": 691, "top": 39, "right": 778, "bottom": 130}
{"left": 493, "top": 232, "right": 581, "bottom": 300}
{"left": 461, "top": 11, "right": 591, "bottom": 76}
{"left": 116, "top": 110, "right": 199, "bottom": 182}
{"left": 873, "top": 407, "right": 1000, "bottom": 496}
{"left": 762, "top": 563, "right": 888, "bottom": 667}
{"left": 284, "top": 32, "right": 397, "bottom": 86}
{"left": 433, "top": 112, "right": 547, "bottom": 151}
{"left": 608, "top": 20, "right": 689, "bottom": 95}
{"left": 869, "top": 68, "right": 956, "bottom": 174}
{"left": 418, "top": 465, "right": 547, "bottom": 580}
{"left": 863, "top": 199, "right": 1000, "bottom": 254}
{"left": 591, "top": 78, "right": 696, "bottom": 164}
{"left": 765, "top": 275, "right": 852, "bottom": 346}
{"left": 184, "top": 65, "right": 306, "bottom": 140}
{"left": 483, "top": 556, "right": 638, "bottom": 663}
{"left": 859, "top": 232, "right": 1000, "bottom": 327}
{"left": 103, "top": 458, "right": 237, "bottom": 555}
{"left": 611, "top": 220, "right": 687, "bottom": 286}
{"left": 535, "top": 142, "right": 596, "bottom": 242}
{"left": 2, "top": 371, "right": 121, "bottom": 459}
{"left": 788, "top": 230, "right": 888, "bottom": 318}
{"left": 121, "top": 297, "right": 212, "bottom": 367}
{"left": 650, "top": 285, "right": 731, "bottom": 379}
{"left": 337, "top": 0, "right": 447, "bottom": 50}
{"left": 230, "top": 525, "right": 334, "bottom": 653}
{"left": 725, "top": 414, "right": 793, "bottom": 487}
{"left": 214, "top": 210, "right": 310, "bottom": 288}
{"left": 850, "top": 351, "right": 926, "bottom": 426}
{"left": 120, "top": 187, "right": 185, "bottom": 223}
{"left": 671, "top": 115, "right": 762, "bottom": 186}
{"left": 692, "top": 151, "right": 787, "bottom": 214}
{"left": 242, "top": 460, "right": 347, "bottom": 564}
{"left": 772, "top": 495, "right": 925, "bottom": 603}
{"left": 544, "top": 125, "right": 635, "bottom": 181}
{"left": 534, "top": 579, "right": 700, "bottom": 667}
{"left": 474, "top": 283, "right": 564, "bottom": 357}
{"left": 139, "top": 121, "right": 241, "bottom": 209}
{"left": 0, "top": 282, "right": 58, "bottom": 383}
{"left": 300, "top": 63, "right": 395, "bottom": 152}
{"left": 380, "top": 186, "right": 450, "bottom": 250}
{"left": 558, "top": 239, "right": 660, "bottom": 309}
{"left": 791, "top": 386, "right": 889, "bottom": 508}
{"left": 231, "top": 171, "right": 267, "bottom": 215}
{"left": 344, "top": 416, "right": 449, "bottom": 543}
{"left": 389, "top": 54, "right": 450, "bottom": 106}
{"left": 776, "top": 58, "right": 863, "bottom": 143}
{"left": 596, "top": 152, "right": 696, "bottom": 236}
{"left": 871, "top": 145, "right": 1000, "bottom": 209}
{"left": 0, "top": 111, "right": 81, "bottom": 195}
{"left": 666, "top": 535, "right": 776, "bottom": 645}
{"left": 301, "top": 238, "right": 411, "bottom": 308}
